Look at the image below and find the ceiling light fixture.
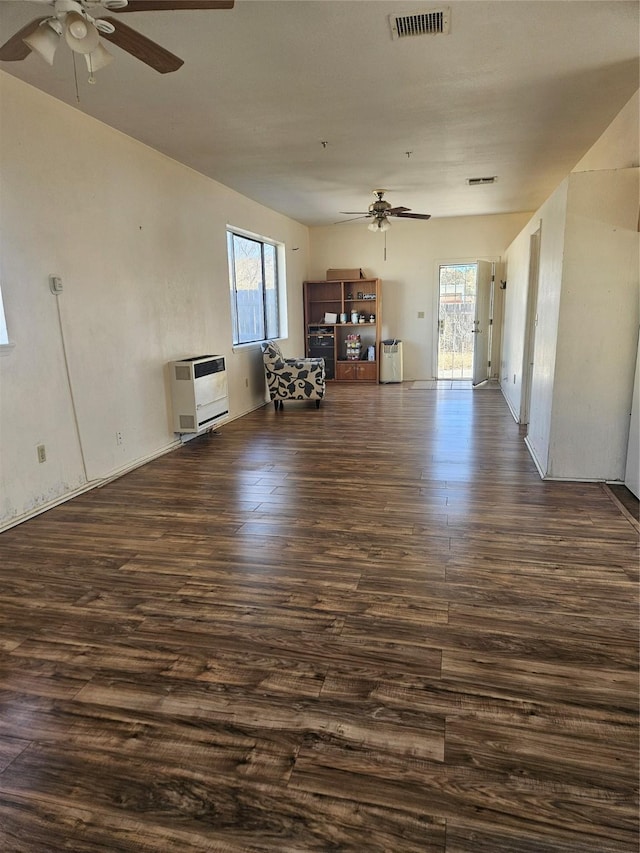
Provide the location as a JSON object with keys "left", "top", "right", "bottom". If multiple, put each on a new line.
{"left": 64, "top": 12, "right": 99, "bottom": 53}
{"left": 368, "top": 218, "right": 390, "bottom": 233}
{"left": 22, "top": 21, "right": 61, "bottom": 65}
{"left": 86, "top": 42, "right": 113, "bottom": 83}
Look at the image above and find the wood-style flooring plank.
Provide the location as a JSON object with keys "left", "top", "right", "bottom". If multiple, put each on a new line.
{"left": 0, "top": 383, "right": 637, "bottom": 851}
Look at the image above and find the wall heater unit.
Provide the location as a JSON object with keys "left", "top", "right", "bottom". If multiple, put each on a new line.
{"left": 169, "top": 355, "right": 228, "bottom": 434}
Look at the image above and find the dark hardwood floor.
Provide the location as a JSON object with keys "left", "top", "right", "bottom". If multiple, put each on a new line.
{"left": 0, "top": 383, "right": 638, "bottom": 852}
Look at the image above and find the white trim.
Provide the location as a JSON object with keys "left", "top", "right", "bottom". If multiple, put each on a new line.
{"left": 524, "top": 435, "right": 545, "bottom": 479}
{"left": 500, "top": 383, "right": 520, "bottom": 422}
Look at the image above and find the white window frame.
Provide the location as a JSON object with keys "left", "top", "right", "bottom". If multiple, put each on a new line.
{"left": 227, "top": 228, "right": 286, "bottom": 347}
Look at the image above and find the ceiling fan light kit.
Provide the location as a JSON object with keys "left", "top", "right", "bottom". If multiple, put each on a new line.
{"left": 22, "top": 20, "right": 60, "bottom": 64}
{"left": 85, "top": 40, "right": 113, "bottom": 75}
{"left": 64, "top": 11, "right": 99, "bottom": 53}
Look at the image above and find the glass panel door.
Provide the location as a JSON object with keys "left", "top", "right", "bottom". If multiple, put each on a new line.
{"left": 437, "top": 263, "right": 477, "bottom": 379}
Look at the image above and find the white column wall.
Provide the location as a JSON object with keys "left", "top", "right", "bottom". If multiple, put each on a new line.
{"left": 549, "top": 168, "right": 640, "bottom": 480}
{"left": 0, "top": 73, "right": 309, "bottom": 529}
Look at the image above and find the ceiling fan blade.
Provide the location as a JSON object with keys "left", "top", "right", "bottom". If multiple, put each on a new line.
{"left": 392, "top": 212, "right": 432, "bottom": 220}
{"left": 340, "top": 211, "right": 370, "bottom": 215}
{"left": 335, "top": 215, "right": 371, "bottom": 223}
{"left": 100, "top": 17, "right": 183, "bottom": 72}
{"left": 113, "top": 1, "right": 234, "bottom": 11}
{"left": 0, "top": 17, "right": 49, "bottom": 61}
{"left": 386, "top": 206, "right": 411, "bottom": 215}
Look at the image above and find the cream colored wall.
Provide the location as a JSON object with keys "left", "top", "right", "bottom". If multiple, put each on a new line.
{"left": 0, "top": 73, "right": 309, "bottom": 530}
{"left": 309, "top": 213, "right": 530, "bottom": 380}
{"left": 502, "top": 89, "right": 640, "bottom": 481}
{"left": 550, "top": 167, "right": 640, "bottom": 480}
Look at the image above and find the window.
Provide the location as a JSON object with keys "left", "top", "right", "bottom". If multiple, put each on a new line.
{"left": 227, "top": 230, "right": 280, "bottom": 345}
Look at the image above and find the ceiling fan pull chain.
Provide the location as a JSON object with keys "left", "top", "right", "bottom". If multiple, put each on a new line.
{"left": 71, "top": 49, "right": 80, "bottom": 102}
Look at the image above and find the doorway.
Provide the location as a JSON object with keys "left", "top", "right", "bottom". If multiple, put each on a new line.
{"left": 437, "top": 263, "right": 477, "bottom": 380}
{"left": 437, "top": 261, "right": 495, "bottom": 382}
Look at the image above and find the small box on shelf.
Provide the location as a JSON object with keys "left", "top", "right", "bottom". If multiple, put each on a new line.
{"left": 326, "top": 268, "right": 365, "bottom": 280}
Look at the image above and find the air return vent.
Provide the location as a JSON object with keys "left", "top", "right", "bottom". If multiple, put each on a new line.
{"left": 389, "top": 8, "right": 450, "bottom": 39}
{"left": 467, "top": 176, "right": 498, "bottom": 186}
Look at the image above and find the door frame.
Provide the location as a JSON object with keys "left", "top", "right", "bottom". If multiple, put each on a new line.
{"left": 432, "top": 257, "right": 500, "bottom": 381}
{"left": 520, "top": 226, "right": 541, "bottom": 427}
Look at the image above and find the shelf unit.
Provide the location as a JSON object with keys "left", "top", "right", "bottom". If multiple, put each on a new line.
{"left": 303, "top": 278, "right": 381, "bottom": 382}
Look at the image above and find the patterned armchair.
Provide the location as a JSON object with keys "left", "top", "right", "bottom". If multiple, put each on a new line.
{"left": 261, "top": 340, "right": 326, "bottom": 410}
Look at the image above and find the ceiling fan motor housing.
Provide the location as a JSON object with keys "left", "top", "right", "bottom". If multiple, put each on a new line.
{"left": 368, "top": 199, "right": 391, "bottom": 218}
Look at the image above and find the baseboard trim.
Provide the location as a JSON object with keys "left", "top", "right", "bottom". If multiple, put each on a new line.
{"left": 524, "top": 436, "right": 546, "bottom": 479}
{"left": 0, "top": 481, "right": 99, "bottom": 534}
{"left": 603, "top": 483, "right": 640, "bottom": 532}
{"left": 500, "top": 385, "right": 520, "bottom": 423}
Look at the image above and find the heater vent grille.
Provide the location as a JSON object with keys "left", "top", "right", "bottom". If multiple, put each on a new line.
{"left": 389, "top": 8, "right": 450, "bottom": 39}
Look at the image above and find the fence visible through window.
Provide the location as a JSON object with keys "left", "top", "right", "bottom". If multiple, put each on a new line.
{"left": 228, "top": 231, "right": 279, "bottom": 345}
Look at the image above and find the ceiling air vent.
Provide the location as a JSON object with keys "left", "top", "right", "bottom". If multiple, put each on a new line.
{"left": 389, "top": 8, "right": 450, "bottom": 39}
{"left": 467, "top": 176, "right": 498, "bottom": 186}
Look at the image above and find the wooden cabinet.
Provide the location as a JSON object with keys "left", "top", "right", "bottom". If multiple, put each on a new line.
{"left": 303, "top": 278, "right": 381, "bottom": 382}
{"left": 335, "top": 361, "right": 378, "bottom": 381}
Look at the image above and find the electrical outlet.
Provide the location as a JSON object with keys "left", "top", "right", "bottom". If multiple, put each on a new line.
{"left": 37, "top": 444, "right": 46, "bottom": 463}
{"left": 245, "top": 378, "right": 249, "bottom": 388}
{"left": 417, "top": 311, "right": 425, "bottom": 319}
{"left": 116, "top": 431, "right": 124, "bottom": 446}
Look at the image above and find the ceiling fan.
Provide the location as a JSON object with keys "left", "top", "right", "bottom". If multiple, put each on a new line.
{"left": 340, "top": 189, "right": 431, "bottom": 232}
{"left": 0, "top": 0, "right": 234, "bottom": 78}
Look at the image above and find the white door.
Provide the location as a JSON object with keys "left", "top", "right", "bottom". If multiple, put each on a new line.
{"left": 472, "top": 260, "right": 493, "bottom": 386}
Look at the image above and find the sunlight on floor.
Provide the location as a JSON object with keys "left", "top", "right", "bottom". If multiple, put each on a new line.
{"left": 409, "top": 380, "right": 501, "bottom": 390}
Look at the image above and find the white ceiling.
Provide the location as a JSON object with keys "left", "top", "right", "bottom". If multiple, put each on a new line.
{"left": 1, "top": 0, "right": 638, "bottom": 226}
